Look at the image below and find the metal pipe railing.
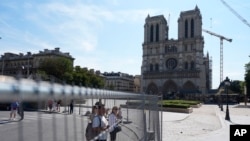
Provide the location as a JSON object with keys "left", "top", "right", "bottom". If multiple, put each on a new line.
{"left": 0, "top": 75, "right": 161, "bottom": 141}
{"left": 0, "top": 75, "right": 143, "bottom": 102}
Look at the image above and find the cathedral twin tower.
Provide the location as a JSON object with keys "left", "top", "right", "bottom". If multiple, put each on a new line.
{"left": 141, "top": 6, "right": 211, "bottom": 98}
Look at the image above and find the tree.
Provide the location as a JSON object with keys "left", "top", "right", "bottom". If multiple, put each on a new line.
{"left": 38, "top": 57, "right": 73, "bottom": 82}
{"left": 230, "top": 80, "right": 243, "bottom": 94}
{"left": 38, "top": 60, "right": 104, "bottom": 88}
{"left": 245, "top": 62, "right": 250, "bottom": 97}
{"left": 70, "top": 66, "right": 104, "bottom": 88}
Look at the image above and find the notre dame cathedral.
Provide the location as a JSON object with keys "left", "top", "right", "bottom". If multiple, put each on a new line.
{"left": 141, "top": 6, "right": 212, "bottom": 98}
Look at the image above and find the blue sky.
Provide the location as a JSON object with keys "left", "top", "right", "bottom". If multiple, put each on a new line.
{"left": 0, "top": 0, "right": 249, "bottom": 89}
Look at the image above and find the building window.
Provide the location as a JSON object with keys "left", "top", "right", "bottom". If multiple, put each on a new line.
{"left": 191, "top": 61, "right": 195, "bottom": 70}
{"left": 150, "top": 64, "right": 153, "bottom": 71}
{"left": 165, "top": 45, "right": 177, "bottom": 53}
{"left": 156, "top": 24, "right": 159, "bottom": 41}
{"left": 185, "top": 20, "right": 188, "bottom": 38}
{"left": 191, "top": 19, "right": 194, "bottom": 38}
{"left": 184, "top": 45, "right": 188, "bottom": 51}
{"left": 185, "top": 62, "right": 188, "bottom": 70}
{"left": 155, "top": 64, "right": 159, "bottom": 71}
{"left": 191, "top": 44, "right": 194, "bottom": 51}
{"left": 150, "top": 25, "right": 154, "bottom": 42}
{"left": 156, "top": 47, "right": 159, "bottom": 54}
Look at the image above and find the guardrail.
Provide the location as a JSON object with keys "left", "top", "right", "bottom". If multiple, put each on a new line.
{"left": 0, "top": 75, "right": 162, "bottom": 141}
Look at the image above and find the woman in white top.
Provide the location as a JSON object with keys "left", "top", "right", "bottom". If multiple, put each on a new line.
{"left": 108, "top": 106, "right": 119, "bottom": 141}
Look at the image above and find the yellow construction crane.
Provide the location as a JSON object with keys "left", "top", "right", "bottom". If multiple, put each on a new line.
{"left": 202, "top": 29, "right": 232, "bottom": 83}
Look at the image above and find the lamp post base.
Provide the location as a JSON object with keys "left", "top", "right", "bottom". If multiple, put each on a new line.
{"left": 225, "top": 106, "right": 230, "bottom": 121}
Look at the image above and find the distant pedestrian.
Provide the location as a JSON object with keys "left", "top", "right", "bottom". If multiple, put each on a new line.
{"left": 48, "top": 99, "right": 53, "bottom": 113}
{"left": 70, "top": 99, "right": 74, "bottom": 114}
{"left": 17, "top": 101, "right": 24, "bottom": 120}
{"left": 53, "top": 99, "right": 57, "bottom": 111}
{"left": 57, "top": 100, "right": 62, "bottom": 112}
{"left": 9, "top": 100, "right": 19, "bottom": 120}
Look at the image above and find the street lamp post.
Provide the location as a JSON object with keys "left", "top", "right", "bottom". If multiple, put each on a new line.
{"left": 0, "top": 38, "right": 4, "bottom": 75}
{"left": 1, "top": 55, "right": 4, "bottom": 75}
{"left": 220, "top": 94, "right": 223, "bottom": 111}
{"left": 224, "top": 76, "right": 230, "bottom": 121}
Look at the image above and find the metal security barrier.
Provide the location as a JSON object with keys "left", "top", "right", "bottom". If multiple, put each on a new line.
{"left": 0, "top": 75, "right": 162, "bottom": 141}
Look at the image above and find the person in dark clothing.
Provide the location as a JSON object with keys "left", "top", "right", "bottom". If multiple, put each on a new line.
{"left": 57, "top": 100, "right": 62, "bottom": 112}
{"left": 69, "top": 99, "right": 74, "bottom": 114}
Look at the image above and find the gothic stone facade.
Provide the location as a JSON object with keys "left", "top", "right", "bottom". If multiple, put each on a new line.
{"left": 141, "top": 6, "right": 212, "bottom": 97}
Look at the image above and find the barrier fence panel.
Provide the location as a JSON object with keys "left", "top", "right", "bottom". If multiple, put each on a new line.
{"left": 0, "top": 75, "right": 161, "bottom": 141}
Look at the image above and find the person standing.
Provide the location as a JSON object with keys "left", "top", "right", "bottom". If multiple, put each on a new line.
{"left": 17, "top": 101, "right": 24, "bottom": 120}
{"left": 48, "top": 99, "right": 53, "bottom": 113}
{"left": 69, "top": 99, "right": 74, "bottom": 114}
{"left": 108, "top": 106, "right": 119, "bottom": 141}
{"left": 9, "top": 100, "right": 19, "bottom": 120}
{"left": 89, "top": 105, "right": 98, "bottom": 121}
{"left": 85, "top": 105, "right": 99, "bottom": 141}
{"left": 53, "top": 99, "right": 57, "bottom": 111}
{"left": 57, "top": 99, "right": 62, "bottom": 112}
{"left": 92, "top": 102, "right": 109, "bottom": 141}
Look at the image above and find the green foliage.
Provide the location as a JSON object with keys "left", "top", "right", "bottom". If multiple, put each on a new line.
{"left": 162, "top": 103, "right": 190, "bottom": 109}
{"left": 229, "top": 80, "right": 243, "bottom": 94}
{"left": 38, "top": 59, "right": 104, "bottom": 88}
{"left": 39, "top": 57, "right": 73, "bottom": 81}
{"left": 160, "top": 100, "right": 200, "bottom": 105}
{"left": 71, "top": 66, "right": 104, "bottom": 88}
{"left": 159, "top": 100, "right": 201, "bottom": 109}
{"left": 245, "top": 62, "right": 250, "bottom": 96}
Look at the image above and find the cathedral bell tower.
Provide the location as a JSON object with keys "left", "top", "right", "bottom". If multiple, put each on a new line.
{"left": 144, "top": 15, "right": 169, "bottom": 43}
{"left": 178, "top": 5, "right": 202, "bottom": 39}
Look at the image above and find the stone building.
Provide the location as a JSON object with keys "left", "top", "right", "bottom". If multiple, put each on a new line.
{"left": 141, "top": 6, "right": 212, "bottom": 98}
{"left": 134, "top": 75, "right": 141, "bottom": 93}
{"left": 103, "top": 72, "right": 134, "bottom": 92}
{"left": 0, "top": 47, "right": 74, "bottom": 78}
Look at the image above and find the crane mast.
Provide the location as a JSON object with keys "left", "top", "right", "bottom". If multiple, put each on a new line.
{"left": 202, "top": 29, "right": 232, "bottom": 83}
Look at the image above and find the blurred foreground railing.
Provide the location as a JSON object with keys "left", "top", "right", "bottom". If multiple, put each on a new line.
{"left": 0, "top": 75, "right": 162, "bottom": 141}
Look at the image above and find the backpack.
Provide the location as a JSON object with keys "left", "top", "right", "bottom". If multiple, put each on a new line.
{"left": 85, "top": 116, "right": 101, "bottom": 141}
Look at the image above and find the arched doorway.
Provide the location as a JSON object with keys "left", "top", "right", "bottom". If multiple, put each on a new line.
{"left": 162, "top": 80, "right": 178, "bottom": 99}
{"left": 183, "top": 81, "right": 196, "bottom": 91}
{"left": 146, "top": 82, "right": 159, "bottom": 95}
{"left": 182, "top": 81, "right": 197, "bottom": 99}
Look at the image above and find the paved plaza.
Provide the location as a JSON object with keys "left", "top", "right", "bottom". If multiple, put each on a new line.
{"left": 36, "top": 102, "right": 250, "bottom": 141}
{"left": 162, "top": 103, "right": 250, "bottom": 141}
{"left": 1, "top": 102, "right": 249, "bottom": 141}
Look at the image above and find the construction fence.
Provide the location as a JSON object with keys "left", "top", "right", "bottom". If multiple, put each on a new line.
{"left": 0, "top": 75, "right": 162, "bottom": 141}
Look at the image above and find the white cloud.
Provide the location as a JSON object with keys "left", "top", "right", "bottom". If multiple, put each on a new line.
{"left": 21, "top": 1, "right": 155, "bottom": 53}
{"left": 1, "top": 1, "right": 156, "bottom": 75}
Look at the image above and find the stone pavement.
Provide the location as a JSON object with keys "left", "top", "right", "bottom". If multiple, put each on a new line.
{"left": 162, "top": 103, "right": 250, "bottom": 141}
{"left": 39, "top": 103, "right": 250, "bottom": 141}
